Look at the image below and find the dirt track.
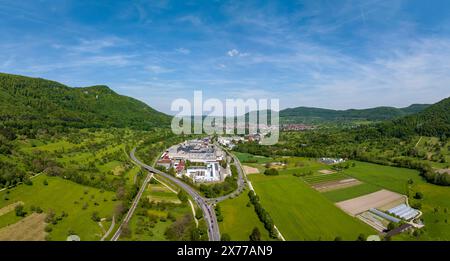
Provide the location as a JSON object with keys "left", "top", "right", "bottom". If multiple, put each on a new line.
{"left": 242, "top": 165, "right": 259, "bottom": 174}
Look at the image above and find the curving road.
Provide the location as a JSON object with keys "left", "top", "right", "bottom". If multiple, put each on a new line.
{"left": 205, "top": 143, "right": 248, "bottom": 204}
{"left": 129, "top": 148, "right": 221, "bottom": 241}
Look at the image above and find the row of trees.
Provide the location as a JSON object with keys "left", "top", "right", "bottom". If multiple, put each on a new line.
{"left": 248, "top": 190, "right": 278, "bottom": 239}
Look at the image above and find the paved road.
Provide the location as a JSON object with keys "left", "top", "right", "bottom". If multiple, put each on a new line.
{"left": 205, "top": 143, "right": 248, "bottom": 204}
{"left": 129, "top": 148, "right": 221, "bottom": 241}
{"left": 101, "top": 216, "right": 115, "bottom": 241}
{"left": 111, "top": 172, "right": 153, "bottom": 241}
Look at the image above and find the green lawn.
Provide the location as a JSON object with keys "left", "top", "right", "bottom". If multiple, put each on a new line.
{"left": 219, "top": 189, "right": 270, "bottom": 241}
{"left": 322, "top": 183, "right": 381, "bottom": 202}
{"left": 0, "top": 175, "right": 118, "bottom": 241}
{"left": 248, "top": 174, "right": 375, "bottom": 240}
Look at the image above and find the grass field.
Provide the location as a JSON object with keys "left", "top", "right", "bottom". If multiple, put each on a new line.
{"left": 0, "top": 175, "right": 118, "bottom": 241}
{"left": 234, "top": 152, "right": 334, "bottom": 177}
{"left": 219, "top": 189, "right": 270, "bottom": 241}
{"left": 0, "top": 210, "right": 23, "bottom": 228}
{"left": 322, "top": 183, "right": 381, "bottom": 202}
{"left": 248, "top": 174, "right": 375, "bottom": 240}
{"left": 302, "top": 173, "right": 349, "bottom": 184}
{"left": 234, "top": 152, "right": 272, "bottom": 164}
{"left": 341, "top": 161, "right": 422, "bottom": 194}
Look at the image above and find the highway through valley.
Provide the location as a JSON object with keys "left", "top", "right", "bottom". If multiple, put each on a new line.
{"left": 129, "top": 148, "right": 221, "bottom": 241}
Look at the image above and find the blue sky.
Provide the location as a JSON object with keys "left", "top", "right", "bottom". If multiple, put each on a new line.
{"left": 1, "top": 0, "right": 450, "bottom": 114}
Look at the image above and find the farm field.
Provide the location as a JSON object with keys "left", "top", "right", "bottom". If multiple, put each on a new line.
{"left": 322, "top": 183, "right": 382, "bottom": 202}
{"left": 0, "top": 175, "right": 118, "bottom": 241}
{"left": 0, "top": 213, "right": 47, "bottom": 241}
{"left": 248, "top": 174, "right": 375, "bottom": 240}
{"left": 302, "top": 173, "right": 350, "bottom": 184}
{"left": 335, "top": 161, "right": 450, "bottom": 240}
{"left": 218, "top": 189, "right": 270, "bottom": 241}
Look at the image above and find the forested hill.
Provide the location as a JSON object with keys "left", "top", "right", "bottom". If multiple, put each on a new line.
{"left": 0, "top": 73, "right": 171, "bottom": 130}
{"left": 280, "top": 104, "right": 429, "bottom": 123}
{"left": 383, "top": 96, "right": 450, "bottom": 137}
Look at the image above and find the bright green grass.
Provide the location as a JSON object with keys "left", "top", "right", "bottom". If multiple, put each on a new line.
{"left": 0, "top": 175, "right": 118, "bottom": 241}
{"left": 341, "top": 161, "right": 422, "bottom": 194}
{"left": 21, "top": 140, "right": 78, "bottom": 153}
{"left": 302, "top": 173, "right": 349, "bottom": 184}
{"left": 219, "top": 189, "right": 270, "bottom": 241}
{"left": 404, "top": 183, "right": 450, "bottom": 241}
{"left": 97, "top": 161, "right": 123, "bottom": 174}
{"left": 322, "top": 183, "right": 382, "bottom": 202}
{"left": 233, "top": 152, "right": 272, "bottom": 164}
{"left": 0, "top": 210, "right": 23, "bottom": 228}
{"left": 249, "top": 175, "right": 375, "bottom": 240}
{"left": 125, "top": 166, "right": 140, "bottom": 186}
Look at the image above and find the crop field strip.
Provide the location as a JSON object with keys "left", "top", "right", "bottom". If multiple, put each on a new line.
{"left": 302, "top": 173, "right": 350, "bottom": 184}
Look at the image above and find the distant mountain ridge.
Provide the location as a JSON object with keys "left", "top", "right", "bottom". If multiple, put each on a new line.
{"left": 279, "top": 104, "right": 430, "bottom": 124}
{"left": 0, "top": 73, "right": 171, "bottom": 130}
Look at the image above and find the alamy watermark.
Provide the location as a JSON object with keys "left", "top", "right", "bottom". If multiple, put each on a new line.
{"left": 170, "top": 91, "right": 279, "bottom": 145}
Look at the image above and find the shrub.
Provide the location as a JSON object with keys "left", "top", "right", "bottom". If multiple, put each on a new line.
{"left": 263, "top": 168, "right": 279, "bottom": 176}
{"left": 414, "top": 192, "right": 424, "bottom": 200}
{"left": 15, "top": 204, "right": 27, "bottom": 217}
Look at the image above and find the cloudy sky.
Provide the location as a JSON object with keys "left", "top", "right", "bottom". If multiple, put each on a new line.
{"left": 1, "top": 0, "right": 450, "bottom": 114}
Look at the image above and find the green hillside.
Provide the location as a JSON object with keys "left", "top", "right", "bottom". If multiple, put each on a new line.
{"left": 387, "top": 96, "right": 450, "bottom": 137}
{"left": 0, "top": 73, "right": 170, "bottom": 130}
{"left": 280, "top": 104, "right": 429, "bottom": 124}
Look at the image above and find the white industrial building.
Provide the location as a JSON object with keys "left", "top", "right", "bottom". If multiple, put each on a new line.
{"left": 186, "top": 162, "right": 221, "bottom": 183}
{"left": 166, "top": 139, "right": 224, "bottom": 163}
{"left": 218, "top": 136, "right": 244, "bottom": 149}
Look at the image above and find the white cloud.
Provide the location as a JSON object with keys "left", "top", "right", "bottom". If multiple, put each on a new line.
{"left": 175, "top": 47, "right": 191, "bottom": 54}
{"left": 227, "top": 49, "right": 249, "bottom": 57}
{"left": 147, "top": 65, "right": 173, "bottom": 74}
{"left": 72, "top": 37, "right": 125, "bottom": 53}
{"left": 227, "top": 49, "right": 239, "bottom": 57}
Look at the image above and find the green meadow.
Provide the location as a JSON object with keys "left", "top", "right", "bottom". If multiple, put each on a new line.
{"left": 341, "top": 161, "right": 422, "bottom": 194}
{"left": 248, "top": 174, "right": 375, "bottom": 240}
{"left": 219, "top": 189, "right": 270, "bottom": 241}
{"left": 0, "top": 175, "right": 118, "bottom": 241}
